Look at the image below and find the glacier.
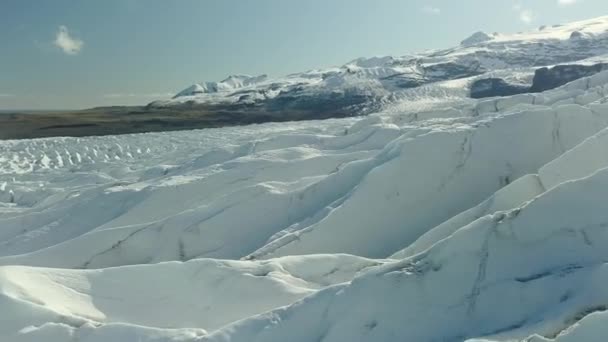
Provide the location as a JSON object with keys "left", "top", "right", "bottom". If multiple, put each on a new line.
{"left": 3, "top": 15, "right": 608, "bottom": 342}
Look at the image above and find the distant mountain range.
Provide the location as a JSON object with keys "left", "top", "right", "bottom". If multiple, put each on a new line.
{"left": 153, "top": 15, "right": 608, "bottom": 116}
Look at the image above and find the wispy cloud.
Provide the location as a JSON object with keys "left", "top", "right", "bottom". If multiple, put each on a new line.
{"left": 421, "top": 6, "right": 441, "bottom": 15}
{"left": 557, "top": 0, "right": 579, "bottom": 5}
{"left": 513, "top": 4, "right": 535, "bottom": 24}
{"left": 519, "top": 9, "right": 534, "bottom": 23}
{"left": 103, "top": 93, "right": 174, "bottom": 99}
{"left": 54, "top": 25, "right": 83, "bottom": 55}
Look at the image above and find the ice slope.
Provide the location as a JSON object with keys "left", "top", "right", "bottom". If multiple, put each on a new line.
{"left": 393, "top": 121, "right": 608, "bottom": 260}
{"left": 540, "top": 126, "right": 608, "bottom": 190}
{"left": 202, "top": 166, "right": 608, "bottom": 342}
{"left": 0, "top": 255, "right": 380, "bottom": 336}
{"left": 390, "top": 173, "right": 546, "bottom": 260}
{"left": 249, "top": 104, "right": 608, "bottom": 260}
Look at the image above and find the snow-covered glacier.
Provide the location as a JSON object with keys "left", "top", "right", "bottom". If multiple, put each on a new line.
{"left": 3, "top": 16, "right": 608, "bottom": 342}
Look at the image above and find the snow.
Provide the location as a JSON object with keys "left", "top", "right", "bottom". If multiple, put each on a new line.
{"left": 172, "top": 75, "right": 268, "bottom": 97}
{"left": 0, "top": 254, "right": 380, "bottom": 337}
{"left": 203, "top": 166, "right": 608, "bottom": 342}
{"left": 539, "top": 126, "right": 608, "bottom": 190}
{"left": 390, "top": 173, "right": 546, "bottom": 259}
{"left": 248, "top": 105, "right": 608, "bottom": 260}
{"left": 3, "top": 15, "right": 608, "bottom": 342}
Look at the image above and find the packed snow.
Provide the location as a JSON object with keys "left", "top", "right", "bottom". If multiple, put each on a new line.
{"left": 3, "top": 15, "right": 608, "bottom": 342}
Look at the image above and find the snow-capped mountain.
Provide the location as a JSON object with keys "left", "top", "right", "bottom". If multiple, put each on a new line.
{"left": 173, "top": 74, "right": 269, "bottom": 97}
{"left": 3, "top": 15, "right": 608, "bottom": 342}
{"left": 154, "top": 15, "right": 608, "bottom": 114}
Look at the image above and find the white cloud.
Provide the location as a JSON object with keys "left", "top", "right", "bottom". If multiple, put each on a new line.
{"left": 421, "top": 6, "right": 441, "bottom": 15}
{"left": 513, "top": 4, "right": 535, "bottom": 24}
{"left": 558, "top": 0, "right": 579, "bottom": 5}
{"left": 54, "top": 25, "right": 83, "bottom": 55}
{"left": 519, "top": 9, "right": 534, "bottom": 23}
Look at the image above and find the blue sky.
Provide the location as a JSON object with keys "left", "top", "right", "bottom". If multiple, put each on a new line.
{"left": 1, "top": 0, "right": 607, "bottom": 109}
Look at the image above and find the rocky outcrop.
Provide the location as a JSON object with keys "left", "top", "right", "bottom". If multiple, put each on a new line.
{"left": 471, "top": 62, "right": 608, "bottom": 99}
{"left": 470, "top": 78, "right": 530, "bottom": 99}
{"left": 530, "top": 63, "right": 608, "bottom": 92}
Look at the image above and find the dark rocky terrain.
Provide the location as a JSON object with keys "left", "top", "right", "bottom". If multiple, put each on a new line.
{"left": 471, "top": 62, "right": 608, "bottom": 98}
{"left": 0, "top": 97, "right": 374, "bottom": 140}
